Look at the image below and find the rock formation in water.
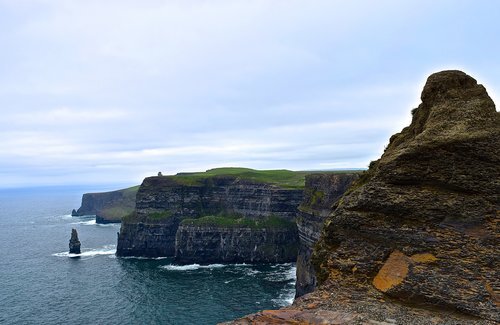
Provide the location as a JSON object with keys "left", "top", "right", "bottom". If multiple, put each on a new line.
{"left": 69, "top": 228, "right": 81, "bottom": 254}
{"left": 116, "top": 171, "right": 305, "bottom": 259}
{"left": 72, "top": 185, "right": 138, "bottom": 223}
{"left": 295, "top": 173, "right": 358, "bottom": 298}
{"left": 227, "top": 71, "right": 499, "bottom": 324}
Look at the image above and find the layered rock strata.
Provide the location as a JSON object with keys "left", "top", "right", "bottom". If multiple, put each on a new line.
{"left": 295, "top": 173, "right": 358, "bottom": 298}
{"left": 227, "top": 71, "right": 500, "bottom": 324}
{"left": 116, "top": 176, "right": 304, "bottom": 259}
{"left": 175, "top": 225, "right": 298, "bottom": 264}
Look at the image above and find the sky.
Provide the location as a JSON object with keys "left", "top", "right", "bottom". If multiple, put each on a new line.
{"left": 0, "top": 0, "right": 499, "bottom": 188}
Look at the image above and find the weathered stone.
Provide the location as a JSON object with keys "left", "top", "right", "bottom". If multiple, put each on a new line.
{"left": 226, "top": 70, "right": 500, "bottom": 324}
{"left": 69, "top": 228, "right": 81, "bottom": 254}
{"left": 311, "top": 70, "right": 500, "bottom": 322}
{"left": 222, "top": 309, "right": 358, "bottom": 324}
{"left": 295, "top": 173, "right": 358, "bottom": 297}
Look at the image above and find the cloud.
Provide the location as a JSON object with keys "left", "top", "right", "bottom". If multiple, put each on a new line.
{"left": 0, "top": 0, "right": 498, "bottom": 187}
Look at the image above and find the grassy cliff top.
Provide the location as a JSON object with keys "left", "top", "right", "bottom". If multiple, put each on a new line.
{"left": 180, "top": 214, "right": 296, "bottom": 229}
{"left": 160, "top": 167, "right": 362, "bottom": 189}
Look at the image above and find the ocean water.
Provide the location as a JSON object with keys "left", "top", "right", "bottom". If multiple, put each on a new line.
{"left": 0, "top": 187, "right": 296, "bottom": 325}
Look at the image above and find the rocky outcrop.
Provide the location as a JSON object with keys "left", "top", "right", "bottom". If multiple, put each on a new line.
{"left": 116, "top": 174, "right": 304, "bottom": 258}
{"left": 295, "top": 173, "right": 358, "bottom": 298}
{"left": 227, "top": 71, "right": 500, "bottom": 324}
{"left": 69, "top": 228, "right": 81, "bottom": 254}
{"left": 175, "top": 225, "right": 298, "bottom": 264}
{"left": 73, "top": 186, "right": 138, "bottom": 223}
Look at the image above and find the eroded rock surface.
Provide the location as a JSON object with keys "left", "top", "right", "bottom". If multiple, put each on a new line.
{"left": 226, "top": 71, "right": 500, "bottom": 323}
{"left": 312, "top": 70, "right": 499, "bottom": 322}
{"left": 295, "top": 173, "right": 358, "bottom": 298}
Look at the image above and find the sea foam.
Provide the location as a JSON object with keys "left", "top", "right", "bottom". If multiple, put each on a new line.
{"left": 160, "top": 264, "right": 226, "bottom": 271}
{"left": 52, "top": 245, "right": 116, "bottom": 258}
{"left": 71, "top": 219, "right": 96, "bottom": 226}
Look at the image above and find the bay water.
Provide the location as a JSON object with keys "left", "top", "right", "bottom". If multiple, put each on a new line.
{"left": 0, "top": 187, "right": 295, "bottom": 324}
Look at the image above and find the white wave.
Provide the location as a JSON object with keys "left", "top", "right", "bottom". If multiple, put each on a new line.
{"left": 243, "top": 268, "right": 261, "bottom": 276}
{"left": 232, "top": 263, "right": 251, "bottom": 267}
{"left": 52, "top": 245, "right": 116, "bottom": 258}
{"left": 264, "top": 266, "right": 297, "bottom": 282}
{"left": 160, "top": 263, "right": 226, "bottom": 271}
{"left": 95, "top": 223, "right": 120, "bottom": 227}
{"left": 120, "top": 256, "right": 169, "bottom": 260}
{"left": 71, "top": 219, "right": 96, "bottom": 226}
{"left": 271, "top": 289, "right": 295, "bottom": 307}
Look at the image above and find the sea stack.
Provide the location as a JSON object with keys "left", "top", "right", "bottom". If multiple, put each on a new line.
{"left": 227, "top": 70, "right": 499, "bottom": 324}
{"left": 69, "top": 228, "right": 81, "bottom": 254}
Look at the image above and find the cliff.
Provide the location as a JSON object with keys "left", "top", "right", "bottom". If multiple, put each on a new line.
{"left": 72, "top": 185, "right": 138, "bottom": 223}
{"left": 295, "top": 173, "right": 358, "bottom": 298}
{"left": 116, "top": 168, "right": 308, "bottom": 259}
{"left": 175, "top": 222, "right": 298, "bottom": 264}
{"left": 227, "top": 71, "right": 499, "bottom": 324}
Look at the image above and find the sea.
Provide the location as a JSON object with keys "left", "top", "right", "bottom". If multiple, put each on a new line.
{"left": 0, "top": 186, "right": 296, "bottom": 325}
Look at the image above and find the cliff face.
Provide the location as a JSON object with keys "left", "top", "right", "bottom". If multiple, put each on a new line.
{"left": 134, "top": 176, "right": 303, "bottom": 221}
{"left": 295, "top": 173, "right": 358, "bottom": 298}
{"left": 116, "top": 218, "right": 179, "bottom": 257}
{"left": 116, "top": 174, "right": 304, "bottom": 259}
{"left": 228, "top": 71, "right": 499, "bottom": 324}
{"left": 73, "top": 186, "right": 138, "bottom": 223}
{"left": 175, "top": 225, "right": 298, "bottom": 264}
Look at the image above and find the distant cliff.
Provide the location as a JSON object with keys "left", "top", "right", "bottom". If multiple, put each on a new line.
{"left": 72, "top": 186, "right": 138, "bottom": 223}
{"left": 227, "top": 71, "right": 499, "bottom": 324}
{"left": 116, "top": 168, "right": 312, "bottom": 260}
{"left": 295, "top": 173, "right": 358, "bottom": 297}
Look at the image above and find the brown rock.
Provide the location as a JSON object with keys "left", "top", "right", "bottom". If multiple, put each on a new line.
{"left": 312, "top": 70, "right": 499, "bottom": 322}
{"left": 225, "top": 70, "right": 499, "bottom": 325}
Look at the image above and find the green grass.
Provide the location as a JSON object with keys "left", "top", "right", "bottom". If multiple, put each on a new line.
{"left": 100, "top": 206, "right": 135, "bottom": 220}
{"left": 148, "top": 211, "right": 174, "bottom": 220}
{"left": 95, "top": 185, "right": 139, "bottom": 221}
{"left": 122, "top": 185, "right": 140, "bottom": 195}
{"left": 180, "top": 214, "right": 296, "bottom": 229}
{"left": 162, "top": 167, "right": 363, "bottom": 189}
{"left": 122, "top": 211, "right": 137, "bottom": 222}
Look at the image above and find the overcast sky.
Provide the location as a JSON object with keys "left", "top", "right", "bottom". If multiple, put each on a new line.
{"left": 0, "top": 0, "right": 499, "bottom": 188}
